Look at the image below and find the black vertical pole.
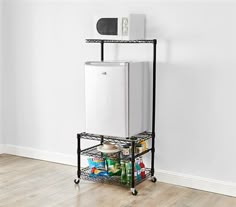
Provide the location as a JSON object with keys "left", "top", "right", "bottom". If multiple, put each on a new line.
{"left": 74, "top": 133, "right": 81, "bottom": 184}
{"left": 101, "top": 135, "right": 104, "bottom": 144}
{"left": 100, "top": 135, "right": 104, "bottom": 157}
{"left": 131, "top": 140, "right": 135, "bottom": 189}
{"left": 151, "top": 39, "right": 157, "bottom": 176}
{"left": 100, "top": 40, "right": 104, "bottom": 153}
{"left": 101, "top": 40, "right": 104, "bottom": 61}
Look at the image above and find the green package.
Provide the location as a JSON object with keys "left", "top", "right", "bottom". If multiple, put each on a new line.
{"left": 105, "top": 158, "right": 121, "bottom": 176}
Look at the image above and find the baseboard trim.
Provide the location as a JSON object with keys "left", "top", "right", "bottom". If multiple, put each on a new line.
{"left": 4, "top": 144, "right": 77, "bottom": 166}
{"left": 4, "top": 144, "right": 89, "bottom": 167}
{"left": 2, "top": 144, "right": 236, "bottom": 197}
{"left": 0, "top": 144, "right": 5, "bottom": 154}
{"left": 157, "top": 169, "right": 236, "bottom": 197}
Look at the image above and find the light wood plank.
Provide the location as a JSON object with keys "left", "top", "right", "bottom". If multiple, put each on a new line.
{"left": 0, "top": 154, "right": 235, "bottom": 207}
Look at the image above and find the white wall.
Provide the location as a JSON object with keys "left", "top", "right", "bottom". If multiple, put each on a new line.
{"left": 2, "top": 0, "right": 236, "bottom": 196}
{"left": 0, "top": 0, "right": 3, "bottom": 151}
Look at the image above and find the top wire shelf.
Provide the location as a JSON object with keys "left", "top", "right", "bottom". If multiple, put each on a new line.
{"left": 80, "top": 131, "right": 152, "bottom": 145}
{"left": 86, "top": 39, "right": 156, "bottom": 44}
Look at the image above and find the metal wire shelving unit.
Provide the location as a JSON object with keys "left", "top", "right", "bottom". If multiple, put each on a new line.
{"left": 74, "top": 39, "right": 157, "bottom": 196}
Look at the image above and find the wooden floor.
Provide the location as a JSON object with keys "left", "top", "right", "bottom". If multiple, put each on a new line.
{"left": 0, "top": 154, "right": 235, "bottom": 207}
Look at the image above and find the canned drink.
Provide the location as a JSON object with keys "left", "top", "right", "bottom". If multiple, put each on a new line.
{"left": 122, "top": 144, "right": 130, "bottom": 156}
{"left": 136, "top": 143, "right": 143, "bottom": 154}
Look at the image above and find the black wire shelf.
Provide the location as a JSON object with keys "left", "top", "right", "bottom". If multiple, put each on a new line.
{"left": 81, "top": 144, "right": 152, "bottom": 161}
{"left": 80, "top": 167, "right": 152, "bottom": 187}
{"left": 86, "top": 39, "right": 156, "bottom": 44}
{"left": 80, "top": 131, "right": 152, "bottom": 145}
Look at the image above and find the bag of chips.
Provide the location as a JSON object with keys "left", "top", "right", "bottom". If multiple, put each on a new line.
{"left": 88, "top": 157, "right": 105, "bottom": 169}
{"left": 87, "top": 157, "right": 108, "bottom": 177}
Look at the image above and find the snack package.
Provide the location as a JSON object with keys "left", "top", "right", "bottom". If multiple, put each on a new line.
{"left": 106, "top": 158, "right": 121, "bottom": 176}
{"left": 88, "top": 158, "right": 108, "bottom": 177}
{"left": 88, "top": 158, "right": 105, "bottom": 169}
{"left": 89, "top": 167, "right": 108, "bottom": 177}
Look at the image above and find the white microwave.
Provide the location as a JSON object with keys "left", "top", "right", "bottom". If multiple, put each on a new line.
{"left": 94, "top": 14, "right": 145, "bottom": 40}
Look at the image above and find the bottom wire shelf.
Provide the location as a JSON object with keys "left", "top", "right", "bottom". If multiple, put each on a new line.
{"left": 80, "top": 167, "right": 152, "bottom": 188}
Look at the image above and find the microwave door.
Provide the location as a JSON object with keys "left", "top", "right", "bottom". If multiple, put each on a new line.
{"left": 85, "top": 63, "right": 129, "bottom": 137}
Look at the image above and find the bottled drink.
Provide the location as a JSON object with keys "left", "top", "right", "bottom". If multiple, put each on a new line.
{"left": 120, "top": 161, "right": 127, "bottom": 185}
{"left": 139, "top": 157, "right": 146, "bottom": 179}
{"left": 125, "top": 161, "right": 132, "bottom": 186}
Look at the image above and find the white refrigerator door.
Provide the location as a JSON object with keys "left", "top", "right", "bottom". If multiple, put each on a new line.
{"left": 85, "top": 62, "right": 129, "bottom": 137}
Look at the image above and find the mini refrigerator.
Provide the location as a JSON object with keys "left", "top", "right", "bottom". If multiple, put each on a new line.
{"left": 85, "top": 61, "right": 149, "bottom": 137}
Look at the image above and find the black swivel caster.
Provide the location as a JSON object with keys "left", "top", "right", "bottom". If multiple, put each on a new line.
{"left": 131, "top": 188, "right": 138, "bottom": 196}
{"left": 74, "top": 178, "right": 80, "bottom": 184}
{"left": 151, "top": 176, "right": 157, "bottom": 183}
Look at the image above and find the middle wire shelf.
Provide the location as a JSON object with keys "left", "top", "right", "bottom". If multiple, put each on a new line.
{"left": 81, "top": 144, "right": 152, "bottom": 161}
{"left": 80, "top": 131, "right": 153, "bottom": 160}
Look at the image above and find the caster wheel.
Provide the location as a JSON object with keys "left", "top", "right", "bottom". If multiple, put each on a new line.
{"left": 151, "top": 176, "right": 157, "bottom": 183}
{"left": 131, "top": 189, "right": 138, "bottom": 196}
{"left": 74, "top": 178, "right": 80, "bottom": 184}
